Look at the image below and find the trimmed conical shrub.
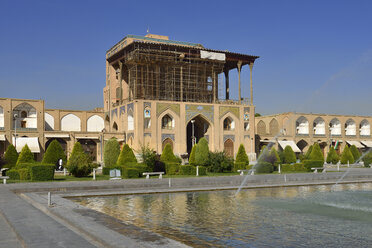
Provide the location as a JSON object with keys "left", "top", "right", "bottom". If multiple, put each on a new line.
{"left": 117, "top": 144, "right": 137, "bottom": 166}
{"left": 67, "top": 142, "right": 91, "bottom": 177}
{"left": 4, "top": 144, "right": 18, "bottom": 169}
{"left": 42, "top": 140, "right": 66, "bottom": 165}
{"left": 103, "top": 138, "right": 120, "bottom": 167}
{"left": 189, "top": 144, "right": 197, "bottom": 166}
{"left": 304, "top": 145, "right": 313, "bottom": 159}
{"left": 349, "top": 145, "right": 361, "bottom": 162}
{"left": 340, "top": 145, "right": 355, "bottom": 164}
{"left": 160, "top": 144, "right": 177, "bottom": 162}
{"left": 269, "top": 147, "right": 281, "bottom": 164}
{"left": 309, "top": 143, "right": 324, "bottom": 161}
{"left": 326, "top": 146, "right": 339, "bottom": 164}
{"left": 16, "top": 144, "right": 34, "bottom": 165}
{"left": 195, "top": 137, "right": 209, "bottom": 166}
{"left": 283, "top": 145, "right": 296, "bottom": 164}
{"left": 235, "top": 144, "right": 249, "bottom": 165}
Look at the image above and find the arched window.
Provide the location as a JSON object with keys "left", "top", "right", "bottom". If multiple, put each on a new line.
{"left": 44, "top": 113, "right": 54, "bottom": 131}
{"left": 360, "top": 119, "right": 370, "bottom": 136}
{"left": 162, "top": 114, "right": 174, "bottom": 130}
{"left": 345, "top": 119, "right": 356, "bottom": 136}
{"left": 329, "top": 118, "right": 341, "bottom": 135}
{"left": 113, "top": 122, "right": 118, "bottom": 131}
{"left": 0, "top": 106, "right": 4, "bottom": 129}
{"left": 13, "top": 103, "right": 37, "bottom": 129}
{"left": 87, "top": 115, "right": 104, "bottom": 132}
{"left": 313, "top": 117, "right": 325, "bottom": 135}
{"left": 223, "top": 117, "right": 235, "bottom": 131}
{"left": 296, "top": 116, "right": 309, "bottom": 134}
{"left": 128, "top": 111, "right": 134, "bottom": 131}
{"left": 257, "top": 121, "right": 266, "bottom": 135}
{"left": 269, "top": 119, "right": 279, "bottom": 135}
{"left": 61, "top": 114, "right": 81, "bottom": 131}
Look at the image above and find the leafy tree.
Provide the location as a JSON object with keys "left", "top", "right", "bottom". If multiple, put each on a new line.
{"left": 349, "top": 145, "right": 361, "bottom": 162}
{"left": 66, "top": 142, "right": 92, "bottom": 177}
{"left": 195, "top": 137, "right": 209, "bottom": 166}
{"left": 255, "top": 113, "right": 261, "bottom": 117}
{"left": 283, "top": 146, "right": 296, "bottom": 164}
{"left": 268, "top": 147, "right": 281, "bottom": 165}
{"left": 208, "top": 151, "right": 233, "bottom": 172}
{"left": 340, "top": 145, "right": 355, "bottom": 164}
{"left": 139, "top": 144, "right": 157, "bottom": 171}
{"left": 160, "top": 144, "right": 177, "bottom": 162}
{"left": 103, "top": 138, "right": 120, "bottom": 167}
{"left": 4, "top": 144, "right": 18, "bottom": 168}
{"left": 309, "top": 143, "right": 324, "bottom": 161}
{"left": 189, "top": 144, "right": 197, "bottom": 166}
{"left": 235, "top": 144, "right": 249, "bottom": 165}
{"left": 326, "top": 147, "right": 339, "bottom": 164}
{"left": 362, "top": 151, "right": 372, "bottom": 167}
{"left": 16, "top": 144, "right": 34, "bottom": 165}
{"left": 42, "top": 140, "right": 66, "bottom": 165}
{"left": 117, "top": 144, "right": 137, "bottom": 166}
{"left": 304, "top": 145, "right": 313, "bottom": 159}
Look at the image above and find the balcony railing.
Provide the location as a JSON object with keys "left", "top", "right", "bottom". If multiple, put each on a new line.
{"left": 13, "top": 128, "right": 38, "bottom": 132}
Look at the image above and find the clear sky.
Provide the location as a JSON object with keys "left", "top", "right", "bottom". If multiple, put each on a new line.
{"left": 1, "top": 0, "right": 371, "bottom": 115}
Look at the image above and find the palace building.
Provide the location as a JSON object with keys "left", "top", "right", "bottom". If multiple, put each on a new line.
{"left": 103, "top": 34, "right": 258, "bottom": 160}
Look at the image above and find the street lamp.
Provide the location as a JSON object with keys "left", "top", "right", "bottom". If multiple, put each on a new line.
{"left": 191, "top": 120, "right": 195, "bottom": 147}
{"left": 13, "top": 113, "right": 18, "bottom": 149}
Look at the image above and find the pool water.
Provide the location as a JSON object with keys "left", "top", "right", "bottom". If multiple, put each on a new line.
{"left": 74, "top": 183, "right": 372, "bottom": 247}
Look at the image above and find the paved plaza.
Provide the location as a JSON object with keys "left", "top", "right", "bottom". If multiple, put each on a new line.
{"left": 1, "top": 168, "right": 372, "bottom": 247}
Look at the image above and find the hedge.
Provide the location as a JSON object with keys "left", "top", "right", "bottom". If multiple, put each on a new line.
{"left": 18, "top": 168, "right": 30, "bottom": 180}
{"left": 197, "top": 166, "right": 207, "bottom": 176}
{"left": 303, "top": 160, "right": 324, "bottom": 172}
{"left": 30, "top": 164, "right": 55, "bottom": 181}
{"left": 234, "top": 162, "right": 246, "bottom": 172}
{"left": 104, "top": 138, "right": 120, "bottom": 167}
{"left": 165, "top": 162, "right": 180, "bottom": 175}
{"left": 122, "top": 168, "right": 140, "bottom": 178}
{"left": 7, "top": 169, "right": 20, "bottom": 180}
{"left": 254, "top": 162, "right": 274, "bottom": 174}
{"left": 103, "top": 166, "right": 124, "bottom": 175}
{"left": 179, "top": 165, "right": 196, "bottom": 175}
{"left": 281, "top": 163, "right": 307, "bottom": 172}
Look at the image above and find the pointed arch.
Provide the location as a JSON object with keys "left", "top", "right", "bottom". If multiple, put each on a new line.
{"left": 329, "top": 118, "right": 341, "bottom": 135}
{"left": 87, "top": 115, "right": 104, "bottom": 132}
{"left": 224, "top": 139, "right": 234, "bottom": 158}
{"left": 61, "top": 114, "right": 81, "bottom": 131}
{"left": 128, "top": 109, "right": 134, "bottom": 131}
{"left": 13, "top": 103, "right": 38, "bottom": 129}
{"left": 0, "top": 106, "right": 4, "bottom": 128}
{"left": 345, "top": 118, "right": 356, "bottom": 136}
{"left": 269, "top": 118, "right": 279, "bottom": 135}
{"left": 313, "top": 117, "right": 325, "bottom": 135}
{"left": 223, "top": 116, "right": 235, "bottom": 131}
{"left": 162, "top": 114, "right": 175, "bottom": 130}
{"left": 360, "top": 119, "right": 370, "bottom": 136}
{"left": 162, "top": 138, "right": 173, "bottom": 151}
{"left": 112, "top": 122, "right": 118, "bottom": 131}
{"left": 257, "top": 120, "right": 266, "bottom": 136}
{"left": 44, "top": 113, "right": 54, "bottom": 131}
{"left": 296, "top": 116, "right": 309, "bottom": 134}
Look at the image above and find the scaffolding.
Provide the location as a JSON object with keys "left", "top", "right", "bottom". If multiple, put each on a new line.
{"left": 116, "top": 42, "right": 225, "bottom": 103}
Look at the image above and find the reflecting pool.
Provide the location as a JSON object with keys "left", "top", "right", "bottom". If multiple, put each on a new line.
{"left": 74, "top": 183, "right": 372, "bottom": 247}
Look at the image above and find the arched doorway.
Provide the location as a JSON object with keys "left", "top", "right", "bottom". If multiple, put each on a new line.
{"left": 162, "top": 138, "right": 174, "bottom": 151}
{"left": 224, "top": 139, "right": 234, "bottom": 158}
{"left": 186, "top": 115, "right": 210, "bottom": 154}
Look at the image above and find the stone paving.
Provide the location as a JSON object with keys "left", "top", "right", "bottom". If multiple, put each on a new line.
{"left": 1, "top": 168, "right": 372, "bottom": 247}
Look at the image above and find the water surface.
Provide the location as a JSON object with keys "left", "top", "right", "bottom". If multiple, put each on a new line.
{"left": 74, "top": 183, "right": 372, "bottom": 247}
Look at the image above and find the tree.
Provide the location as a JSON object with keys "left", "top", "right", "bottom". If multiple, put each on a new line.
{"left": 195, "top": 137, "right": 209, "bottom": 166}
{"left": 283, "top": 145, "right": 296, "bottom": 164}
{"left": 103, "top": 138, "right": 120, "bottom": 167}
{"left": 4, "top": 144, "right": 18, "bottom": 168}
{"left": 160, "top": 143, "right": 177, "bottom": 162}
{"left": 42, "top": 140, "right": 66, "bottom": 165}
{"left": 309, "top": 143, "right": 324, "bottom": 161}
{"left": 117, "top": 144, "right": 137, "bottom": 166}
{"left": 189, "top": 144, "right": 197, "bottom": 166}
{"left": 304, "top": 145, "right": 313, "bottom": 159}
{"left": 139, "top": 144, "right": 157, "bottom": 171}
{"left": 16, "top": 144, "right": 34, "bottom": 165}
{"left": 326, "top": 147, "right": 339, "bottom": 164}
{"left": 235, "top": 144, "right": 249, "bottom": 165}
{"left": 66, "top": 142, "right": 92, "bottom": 177}
{"left": 255, "top": 113, "right": 261, "bottom": 117}
{"left": 268, "top": 147, "right": 281, "bottom": 165}
{"left": 349, "top": 145, "right": 361, "bottom": 162}
{"left": 340, "top": 145, "right": 355, "bottom": 164}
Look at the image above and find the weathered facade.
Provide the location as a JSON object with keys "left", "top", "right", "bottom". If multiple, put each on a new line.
{"left": 104, "top": 34, "right": 258, "bottom": 159}
{"left": 255, "top": 112, "right": 372, "bottom": 156}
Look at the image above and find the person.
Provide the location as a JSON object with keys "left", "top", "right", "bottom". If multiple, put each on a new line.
{"left": 58, "top": 158, "right": 63, "bottom": 171}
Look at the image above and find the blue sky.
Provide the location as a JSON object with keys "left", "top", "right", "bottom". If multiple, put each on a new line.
{"left": 1, "top": 0, "right": 371, "bottom": 115}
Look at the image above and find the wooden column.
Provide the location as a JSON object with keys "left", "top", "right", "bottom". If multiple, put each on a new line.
{"left": 180, "top": 66, "right": 183, "bottom": 102}
{"left": 249, "top": 62, "right": 254, "bottom": 105}
{"left": 224, "top": 69, "right": 229, "bottom": 100}
{"left": 237, "top": 61, "right": 242, "bottom": 104}
{"left": 119, "top": 61, "right": 123, "bottom": 102}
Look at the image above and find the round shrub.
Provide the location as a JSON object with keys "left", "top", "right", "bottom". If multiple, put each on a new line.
{"left": 309, "top": 143, "right": 324, "bottom": 162}
{"left": 104, "top": 138, "right": 120, "bottom": 167}
{"left": 16, "top": 144, "right": 34, "bottom": 166}
{"left": 4, "top": 144, "right": 18, "bottom": 169}
{"left": 208, "top": 151, "right": 233, "bottom": 173}
{"left": 195, "top": 137, "right": 209, "bottom": 166}
{"left": 254, "top": 162, "right": 274, "bottom": 174}
{"left": 42, "top": 140, "right": 66, "bottom": 165}
{"left": 235, "top": 144, "right": 249, "bottom": 165}
{"left": 283, "top": 146, "right": 296, "bottom": 164}
{"left": 362, "top": 152, "right": 372, "bottom": 167}
{"left": 117, "top": 144, "right": 137, "bottom": 166}
{"left": 160, "top": 144, "right": 177, "bottom": 163}
{"left": 67, "top": 142, "right": 92, "bottom": 177}
{"left": 340, "top": 145, "right": 355, "bottom": 164}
